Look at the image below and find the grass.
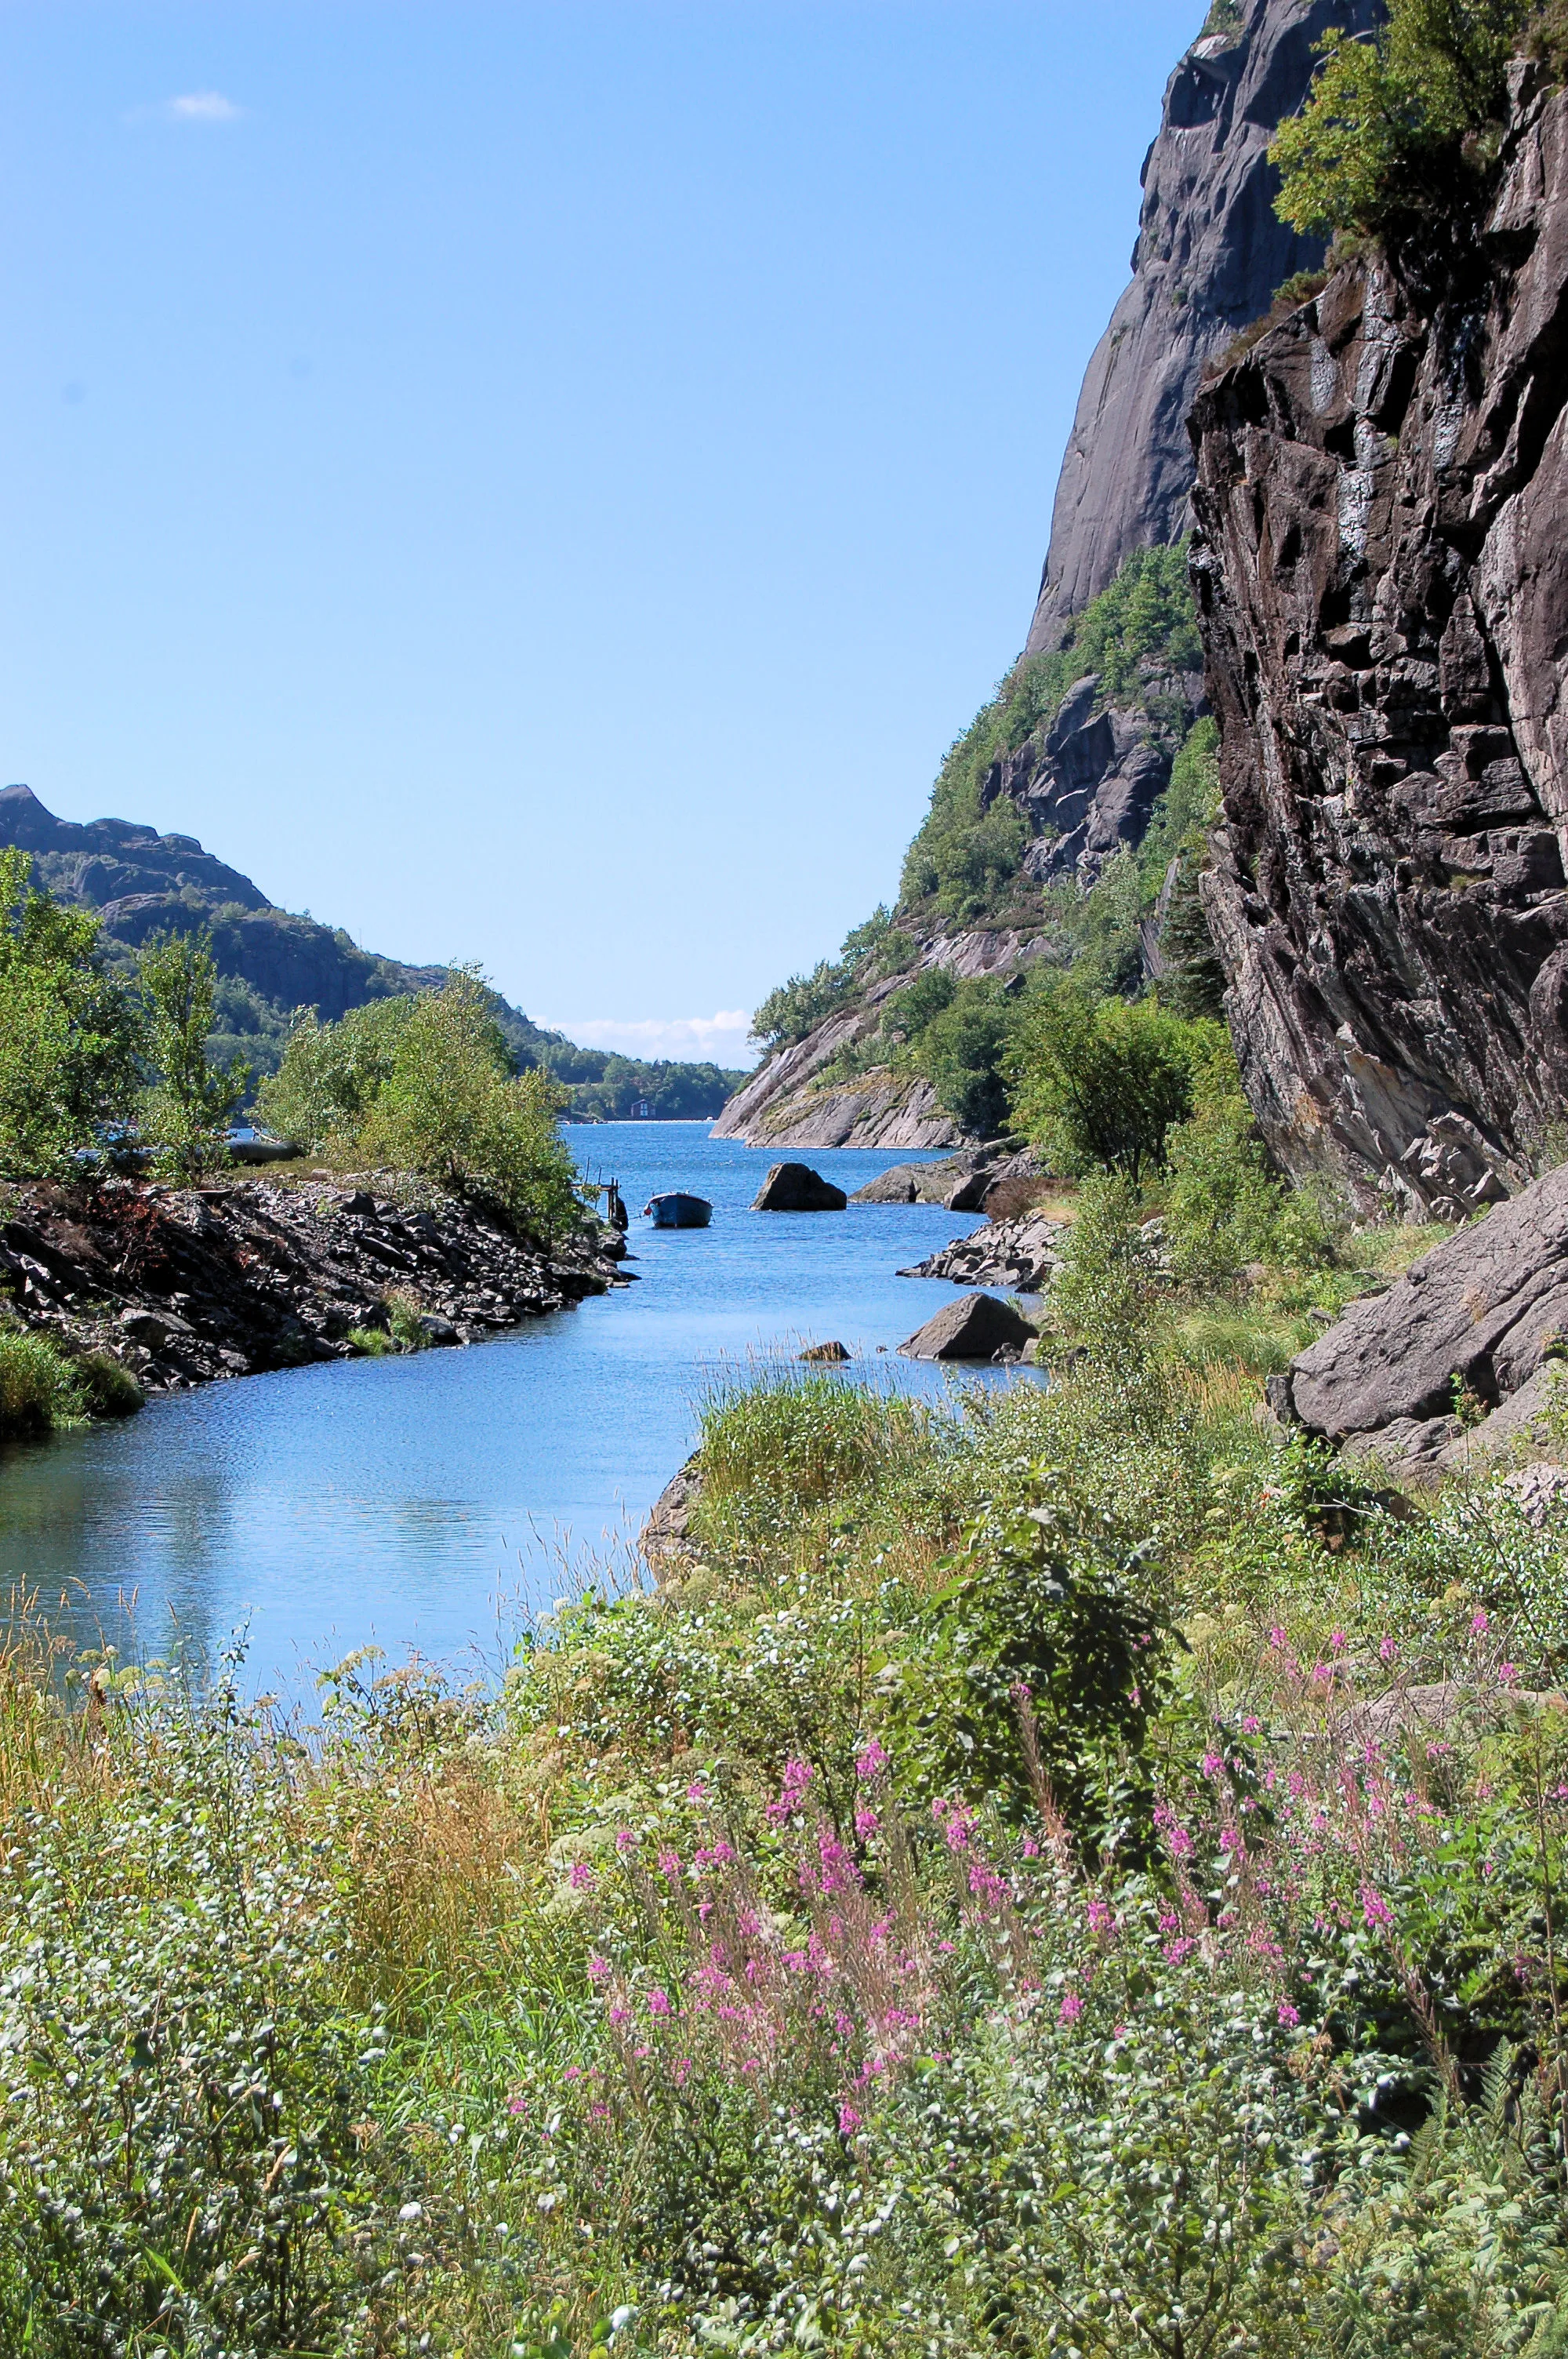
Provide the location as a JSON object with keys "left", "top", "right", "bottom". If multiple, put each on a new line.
{"left": 0, "top": 1321, "right": 89, "bottom": 1438}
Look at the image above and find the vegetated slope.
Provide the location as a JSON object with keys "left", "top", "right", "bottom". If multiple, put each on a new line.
{"left": 1189, "top": 58, "right": 1568, "bottom": 1216}
{"left": 720, "top": 0, "right": 1349, "bottom": 1150}
{"left": 0, "top": 785, "right": 743, "bottom": 1123}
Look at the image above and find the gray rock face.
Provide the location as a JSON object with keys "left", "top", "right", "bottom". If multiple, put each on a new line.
{"left": 898, "top": 1212, "right": 1065, "bottom": 1294}
{"left": 1025, "top": 0, "right": 1376, "bottom": 653}
{"left": 1278, "top": 1167, "right": 1568, "bottom": 1442}
{"left": 640, "top": 1452, "right": 703, "bottom": 1572}
{"left": 981, "top": 667, "right": 1205, "bottom": 885}
{"left": 849, "top": 1142, "right": 1014, "bottom": 1208}
{"left": 751, "top": 1162, "right": 848, "bottom": 1212}
{"left": 1189, "top": 71, "right": 1568, "bottom": 1210}
{"left": 898, "top": 1291, "right": 1037, "bottom": 1361}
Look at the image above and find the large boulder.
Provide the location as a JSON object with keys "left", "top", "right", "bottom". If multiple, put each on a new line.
{"left": 898, "top": 1291, "right": 1037, "bottom": 1362}
{"left": 752, "top": 1163, "right": 848, "bottom": 1212}
{"left": 1278, "top": 1166, "right": 1568, "bottom": 1448}
{"left": 899, "top": 1211, "right": 1065, "bottom": 1295}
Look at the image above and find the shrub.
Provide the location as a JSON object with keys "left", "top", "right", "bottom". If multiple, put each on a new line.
{"left": 1007, "top": 985, "right": 1203, "bottom": 1182}
{"left": 357, "top": 971, "right": 581, "bottom": 1238}
{"left": 911, "top": 980, "right": 1015, "bottom": 1137}
{"left": 138, "top": 926, "right": 253, "bottom": 1179}
{"left": 71, "top": 1350, "right": 144, "bottom": 1418}
{"left": 0, "top": 1322, "right": 89, "bottom": 1438}
{"left": 254, "top": 996, "right": 412, "bottom": 1150}
{"left": 0, "top": 848, "right": 143, "bottom": 1181}
{"left": 1271, "top": 1, "right": 1532, "bottom": 242}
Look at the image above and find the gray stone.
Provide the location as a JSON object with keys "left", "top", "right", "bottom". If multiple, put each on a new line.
{"left": 1282, "top": 1169, "right": 1568, "bottom": 1439}
{"left": 899, "top": 1212, "right": 1065, "bottom": 1294}
{"left": 640, "top": 1452, "right": 702, "bottom": 1571}
{"left": 799, "top": 1340, "right": 851, "bottom": 1362}
{"left": 898, "top": 1292, "right": 1038, "bottom": 1361}
{"left": 752, "top": 1163, "right": 848, "bottom": 1212}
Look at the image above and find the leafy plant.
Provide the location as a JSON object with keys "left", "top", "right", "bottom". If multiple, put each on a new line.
{"left": 0, "top": 847, "right": 143, "bottom": 1180}
{"left": 138, "top": 926, "right": 253, "bottom": 1179}
{"left": 1007, "top": 984, "right": 1203, "bottom": 1182}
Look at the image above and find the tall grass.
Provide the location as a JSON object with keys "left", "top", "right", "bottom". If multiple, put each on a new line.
{"left": 0, "top": 1322, "right": 89, "bottom": 1438}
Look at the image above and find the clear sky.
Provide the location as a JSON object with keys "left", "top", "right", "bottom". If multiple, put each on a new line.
{"left": 5, "top": 1, "right": 1201, "bottom": 1065}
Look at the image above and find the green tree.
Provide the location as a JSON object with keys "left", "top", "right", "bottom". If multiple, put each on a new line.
{"left": 138, "top": 929, "right": 254, "bottom": 1179}
{"left": 1006, "top": 984, "right": 1199, "bottom": 1183}
{"left": 255, "top": 997, "right": 413, "bottom": 1150}
{"left": 357, "top": 969, "right": 582, "bottom": 1238}
{"left": 1271, "top": 1, "right": 1530, "bottom": 241}
{"left": 914, "top": 981, "right": 1016, "bottom": 1139}
{"left": 0, "top": 848, "right": 143, "bottom": 1180}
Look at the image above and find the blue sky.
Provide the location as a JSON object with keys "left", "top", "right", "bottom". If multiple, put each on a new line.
{"left": 4, "top": 1, "right": 1201, "bottom": 1063}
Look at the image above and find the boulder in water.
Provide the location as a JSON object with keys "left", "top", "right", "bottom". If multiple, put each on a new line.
{"left": 753, "top": 1163, "right": 848, "bottom": 1212}
{"left": 898, "top": 1292, "right": 1037, "bottom": 1362}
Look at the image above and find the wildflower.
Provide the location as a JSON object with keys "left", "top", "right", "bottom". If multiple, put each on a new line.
{"left": 838, "top": 2102, "right": 862, "bottom": 2135}
{"left": 1087, "top": 1897, "right": 1116, "bottom": 1937}
{"left": 1201, "top": 1750, "right": 1225, "bottom": 1779}
{"left": 854, "top": 1806, "right": 880, "bottom": 1840}
{"left": 1359, "top": 1883, "right": 1394, "bottom": 1931}
{"left": 855, "top": 1739, "right": 889, "bottom": 1781}
{"left": 1471, "top": 1609, "right": 1490, "bottom": 1637}
{"left": 1020, "top": 1834, "right": 1040, "bottom": 1858}
{"left": 1330, "top": 1630, "right": 1347, "bottom": 1653}
{"left": 568, "top": 1859, "right": 597, "bottom": 1892}
{"left": 1498, "top": 1663, "right": 1520, "bottom": 1688}
{"left": 657, "top": 1848, "right": 681, "bottom": 1880}
{"left": 615, "top": 1826, "right": 636, "bottom": 1853}
{"left": 1379, "top": 1634, "right": 1398, "bottom": 1663}
{"left": 686, "top": 1779, "right": 707, "bottom": 1803}
{"left": 1277, "top": 2000, "right": 1300, "bottom": 2028}
{"left": 1268, "top": 1626, "right": 1287, "bottom": 1649}
{"left": 608, "top": 2005, "right": 631, "bottom": 2027}
{"left": 647, "top": 1988, "right": 673, "bottom": 2018}
{"left": 1058, "top": 1991, "right": 1083, "bottom": 2025}
{"left": 1241, "top": 1715, "right": 1261, "bottom": 1735}
{"left": 587, "top": 1954, "right": 611, "bottom": 1983}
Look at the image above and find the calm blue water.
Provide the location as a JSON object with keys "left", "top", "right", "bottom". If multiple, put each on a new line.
{"left": 0, "top": 1128, "right": 992, "bottom": 1688}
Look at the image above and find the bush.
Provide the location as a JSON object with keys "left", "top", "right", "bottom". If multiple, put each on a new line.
{"left": 1271, "top": 1, "right": 1532, "bottom": 242}
{"left": 750, "top": 911, "right": 896, "bottom": 1051}
{"left": 1007, "top": 985, "right": 1205, "bottom": 1182}
{"left": 138, "top": 927, "right": 253, "bottom": 1179}
{"left": 0, "top": 849, "right": 143, "bottom": 1181}
{"left": 71, "top": 1350, "right": 144, "bottom": 1419}
{"left": 0, "top": 1323, "right": 88, "bottom": 1438}
{"left": 254, "top": 996, "right": 412, "bottom": 1150}
{"left": 912, "top": 980, "right": 1015, "bottom": 1137}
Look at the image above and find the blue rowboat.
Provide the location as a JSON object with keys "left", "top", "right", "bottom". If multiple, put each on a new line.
{"left": 643, "top": 1192, "right": 713, "bottom": 1229}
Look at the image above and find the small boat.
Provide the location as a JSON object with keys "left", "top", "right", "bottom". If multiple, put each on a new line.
{"left": 643, "top": 1191, "right": 713, "bottom": 1229}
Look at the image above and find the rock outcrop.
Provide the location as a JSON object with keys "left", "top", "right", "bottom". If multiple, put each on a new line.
{"left": 1190, "top": 67, "right": 1568, "bottom": 1212}
{"left": 849, "top": 1142, "right": 1020, "bottom": 1208}
{"left": 752, "top": 1163, "right": 848, "bottom": 1212}
{"left": 898, "top": 1211, "right": 1065, "bottom": 1295}
{"left": 1, "top": 1178, "right": 622, "bottom": 1393}
{"left": 898, "top": 1291, "right": 1038, "bottom": 1362}
{"left": 1272, "top": 1165, "right": 1568, "bottom": 1464}
{"left": 1026, "top": 0, "right": 1376, "bottom": 654}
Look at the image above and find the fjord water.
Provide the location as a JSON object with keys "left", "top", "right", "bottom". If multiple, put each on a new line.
{"left": 0, "top": 1127, "right": 987, "bottom": 1690}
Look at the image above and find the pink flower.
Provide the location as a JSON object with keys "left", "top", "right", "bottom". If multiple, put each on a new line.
{"left": 587, "top": 1954, "right": 611, "bottom": 1983}
{"left": 1472, "top": 1610, "right": 1490, "bottom": 1637}
{"left": 1058, "top": 1991, "right": 1083, "bottom": 2025}
{"left": 1359, "top": 1883, "right": 1394, "bottom": 1931}
{"left": 615, "top": 1826, "right": 636, "bottom": 1853}
{"left": 837, "top": 2102, "right": 862, "bottom": 2135}
{"left": 1201, "top": 1750, "right": 1225, "bottom": 1779}
{"left": 657, "top": 1848, "right": 681, "bottom": 1880}
{"left": 568, "top": 1859, "right": 597, "bottom": 1892}
{"left": 855, "top": 1806, "right": 880, "bottom": 1840}
{"left": 855, "top": 1739, "right": 889, "bottom": 1780}
{"left": 1330, "top": 1630, "right": 1348, "bottom": 1653}
{"left": 1241, "top": 1716, "right": 1261, "bottom": 1735}
{"left": 1277, "top": 2000, "right": 1300, "bottom": 2027}
{"left": 1379, "top": 1635, "right": 1398, "bottom": 1663}
{"left": 1498, "top": 1663, "right": 1520, "bottom": 1687}
{"left": 647, "top": 1988, "right": 673, "bottom": 2017}
{"left": 1268, "top": 1626, "right": 1287, "bottom": 1649}
{"left": 1020, "top": 1834, "right": 1040, "bottom": 1858}
{"left": 686, "top": 1779, "right": 707, "bottom": 1803}
{"left": 1087, "top": 1897, "right": 1116, "bottom": 1937}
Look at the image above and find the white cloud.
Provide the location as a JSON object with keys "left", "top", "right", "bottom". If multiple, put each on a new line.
{"left": 546, "top": 1011, "right": 758, "bottom": 1068}
{"left": 164, "top": 91, "right": 243, "bottom": 122}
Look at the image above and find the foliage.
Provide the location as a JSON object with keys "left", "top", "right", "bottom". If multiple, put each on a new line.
{"left": 138, "top": 928, "right": 254, "bottom": 1180}
{"left": 71, "top": 1349, "right": 146, "bottom": 1419}
{"left": 751, "top": 911, "right": 898, "bottom": 1049}
{"left": 1007, "top": 983, "right": 1207, "bottom": 1182}
{"left": 1271, "top": 1, "right": 1534, "bottom": 242}
{"left": 254, "top": 997, "right": 413, "bottom": 1150}
{"left": 548, "top": 1056, "right": 746, "bottom": 1123}
{"left": 0, "top": 1321, "right": 89, "bottom": 1439}
{"left": 0, "top": 848, "right": 143, "bottom": 1181}
{"left": 357, "top": 970, "right": 583, "bottom": 1238}
{"left": 910, "top": 980, "right": 1016, "bottom": 1137}
{"left": 899, "top": 547, "right": 1200, "bottom": 925}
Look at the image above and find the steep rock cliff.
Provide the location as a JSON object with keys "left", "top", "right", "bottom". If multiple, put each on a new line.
{"left": 1027, "top": 0, "right": 1378, "bottom": 655}
{"left": 1189, "top": 63, "right": 1568, "bottom": 1215}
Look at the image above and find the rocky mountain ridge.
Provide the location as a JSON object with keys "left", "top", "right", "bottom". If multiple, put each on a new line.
{"left": 723, "top": 0, "right": 1343, "bottom": 1150}
{"left": 1189, "top": 60, "right": 1568, "bottom": 1214}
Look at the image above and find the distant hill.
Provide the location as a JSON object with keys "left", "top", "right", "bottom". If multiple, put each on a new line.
{"left": 0, "top": 785, "right": 743, "bottom": 1123}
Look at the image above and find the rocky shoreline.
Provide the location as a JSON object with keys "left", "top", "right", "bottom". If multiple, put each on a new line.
{"left": 0, "top": 1176, "right": 626, "bottom": 1395}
